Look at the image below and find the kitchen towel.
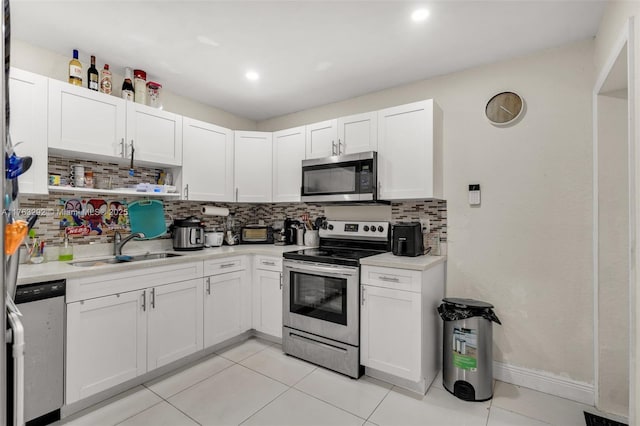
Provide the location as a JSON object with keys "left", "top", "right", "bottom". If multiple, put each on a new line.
{"left": 201, "top": 206, "right": 230, "bottom": 217}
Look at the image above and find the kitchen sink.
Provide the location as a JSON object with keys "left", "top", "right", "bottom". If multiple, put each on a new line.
{"left": 69, "top": 252, "right": 182, "bottom": 267}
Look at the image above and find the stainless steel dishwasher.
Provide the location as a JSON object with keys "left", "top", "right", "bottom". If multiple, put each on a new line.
{"left": 12, "top": 280, "right": 65, "bottom": 425}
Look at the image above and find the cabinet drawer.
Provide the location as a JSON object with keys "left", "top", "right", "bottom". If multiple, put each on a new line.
{"left": 203, "top": 256, "right": 246, "bottom": 275}
{"left": 254, "top": 256, "right": 283, "bottom": 272}
{"left": 361, "top": 265, "right": 422, "bottom": 293}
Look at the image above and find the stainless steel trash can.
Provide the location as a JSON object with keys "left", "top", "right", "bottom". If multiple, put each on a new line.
{"left": 438, "top": 298, "right": 501, "bottom": 402}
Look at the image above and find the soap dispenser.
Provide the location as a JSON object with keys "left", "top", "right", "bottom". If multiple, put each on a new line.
{"left": 58, "top": 233, "right": 73, "bottom": 261}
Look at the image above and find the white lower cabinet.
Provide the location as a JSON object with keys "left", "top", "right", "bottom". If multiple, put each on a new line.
{"left": 147, "top": 279, "right": 204, "bottom": 370}
{"left": 66, "top": 278, "right": 204, "bottom": 404}
{"left": 360, "top": 285, "right": 421, "bottom": 381}
{"left": 252, "top": 268, "right": 283, "bottom": 338}
{"left": 203, "top": 271, "right": 245, "bottom": 347}
{"left": 66, "top": 290, "right": 147, "bottom": 404}
{"left": 360, "top": 262, "right": 445, "bottom": 393}
{"left": 203, "top": 256, "right": 252, "bottom": 348}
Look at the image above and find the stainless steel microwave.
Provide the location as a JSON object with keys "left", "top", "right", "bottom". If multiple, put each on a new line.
{"left": 300, "top": 151, "right": 378, "bottom": 202}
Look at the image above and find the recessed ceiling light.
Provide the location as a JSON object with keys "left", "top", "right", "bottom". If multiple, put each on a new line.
{"left": 246, "top": 71, "right": 260, "bottom": 81}
{"left": 411, "top": 8, "right": 430, "bottom": 22}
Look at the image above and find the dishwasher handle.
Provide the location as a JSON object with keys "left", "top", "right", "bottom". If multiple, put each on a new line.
{"left": 7, "top": 309, "right": 25, "bottom": 426}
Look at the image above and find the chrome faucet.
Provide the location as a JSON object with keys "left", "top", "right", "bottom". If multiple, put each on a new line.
{"left": 113, "top": 231, "right": 145, "bottom": 256}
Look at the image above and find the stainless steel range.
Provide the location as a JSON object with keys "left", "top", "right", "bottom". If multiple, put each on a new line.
{"left": 282, "top": 220, "right": 390, "bottom": 378}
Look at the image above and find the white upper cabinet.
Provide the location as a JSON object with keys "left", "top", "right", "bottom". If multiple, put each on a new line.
{"left": 125, "top": 103, "right": 183, "bottom": 166}
{"left": 377, "top": 99, "right": 443, "bottom": 200}
{"left": 305, "top": 119, "right": 337, "bottom": 159}
{"left": 182, "top": 117, "right": 234, "bottom": 202}
{"left": 234, "top": 131, "right": 272, "bottom": 203}
{"left": 337, "top": 112, "right": 377, "bottom": 155}
{"left": 9, "top": 68, "right": 48, "bottom": 195}
{"left": 272, "top": 126, "right": 305, "bottom": 202}
{"left": 48, "top": 78, "right": 126, "bottom": 159}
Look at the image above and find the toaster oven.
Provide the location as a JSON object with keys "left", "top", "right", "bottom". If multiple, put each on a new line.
{"left": 240, "top": 225, "right": 274, "bottom": 244}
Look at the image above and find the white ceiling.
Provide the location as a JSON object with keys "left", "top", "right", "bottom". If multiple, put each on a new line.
{"left": 12, "top": 1, "right": 606, "bottom": 121}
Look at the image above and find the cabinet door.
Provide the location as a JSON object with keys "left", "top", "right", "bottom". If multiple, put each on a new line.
{"left": 252, "top": 269, "right": 283, "bottom": 338}
{"left": 360, "top": 285, "right": 421, "bottom": 381}
{"left": 126, "top": 103, "right": 183, "bottom": 166}
{"left": 272, "top": 126, "right": 305, "bottom": 202}
{"left": 66, "top": 290, "right": 147, "bottom": 404}
{"left": 204, "top": 271, "right": 245, "bottom": 347}
{"left": 377, "top": 99, "right": 443, "bottom": 200}
{"left": 48, "top": 78, "right": 126, "bottom": 158}
{"left": 182, "top": 117, "right": 234, "bottom": 201}
{"left": 234, "top": 131, "right": 272, "bottom": 202}
{"left": 9, "top": 68, "right": 48, "bottom": 195}
{"left": 147, "top": 279, "right": 204, "bottom": 370}
{"left": 337, "top": 112, "right": 377, "bottom": 155}
{"left": 305, "top": 119, "right": 337, "bottom": 159}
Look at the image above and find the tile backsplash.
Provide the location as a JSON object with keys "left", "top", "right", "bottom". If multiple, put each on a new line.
{"left": 18, "top": 156, "right": 446, "bottom": 247}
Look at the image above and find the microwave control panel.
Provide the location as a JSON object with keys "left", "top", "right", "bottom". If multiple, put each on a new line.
{"left": 360, "top": 165, "right": 372, "bottom": 191}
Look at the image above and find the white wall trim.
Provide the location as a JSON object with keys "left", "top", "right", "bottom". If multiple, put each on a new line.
{"left": 592, "top": 16, "right": 635, "bottom": 418}
{"left": 494, "top": 361, "right": 594, "bottom": 406}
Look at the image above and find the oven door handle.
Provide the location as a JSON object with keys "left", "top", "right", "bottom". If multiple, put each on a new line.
{"left": 284, "top": 263, "right": 358, "bottom": 278}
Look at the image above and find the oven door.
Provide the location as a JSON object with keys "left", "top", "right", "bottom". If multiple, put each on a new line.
{"left": 300, "top": 152, "right": 376, "bottom": 202}
{"left": 283, "top": 260, "right": 359, "bottom": 346}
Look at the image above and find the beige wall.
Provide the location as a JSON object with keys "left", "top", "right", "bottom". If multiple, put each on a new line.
{"left": 11, "top": 40, "right": 257, "bottom": 131}
{"left": 260, "top": 41, "right": 596, "bottom": 383}
{"left": 594, "top": 2, "right": 640, "bottom": 423}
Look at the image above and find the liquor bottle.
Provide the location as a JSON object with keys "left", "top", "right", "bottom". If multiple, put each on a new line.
{"left": 87, "top": 55, "right": 99, "bottom": 91}
{"left": 99, "top": 64, "right": 112, "bottom": 94}
{"left": 121, "top": 67, "right": 134, "bottom": 101}
{"left": 68, "top": 49, "right": 82, "bottom": 86}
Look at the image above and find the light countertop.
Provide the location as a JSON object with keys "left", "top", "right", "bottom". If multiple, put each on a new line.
{"left": 18, "top": 243, "right": 446, "bottom": 285}
{"left": 359, "top": 252, "right": 446, "bottom": 271}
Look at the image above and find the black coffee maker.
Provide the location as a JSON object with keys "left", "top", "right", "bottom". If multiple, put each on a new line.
{"left": 392, "top": 222, "right": 425, "bottom": 257}
{"left": 275, "top": 218, "right": 298, "bottom": 245}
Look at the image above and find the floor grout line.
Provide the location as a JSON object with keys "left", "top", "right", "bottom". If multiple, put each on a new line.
{"left": 237, "top": 386, "right": 290, "bottom": 426}
{"left": 110, "top": 399, "right": 166, "bottom": 426}
{"left": 292, "top": 383, "right": 373, "bottom": 423}
{"left": 364, "top": 384, "right": 394, "bottom": 423}
{"left": 144, "top": 358, "right": 238, "bottom": 400}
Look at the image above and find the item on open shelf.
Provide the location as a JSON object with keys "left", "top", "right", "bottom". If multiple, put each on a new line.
{"left": 133, "top": 69, "right": 146, "bottom": 104}
{"left": 133, "top": 183, "right": 177, "bottom": 193}
{"left": 68, "top": 49, "right": 82, "bottom": 86}
{"left": 100, "top": 64, "right": 112, "bottom": 94}
{"left": 146, "top": 81, "right": 162, "bottom": 108}
{"left": 122, "top": 67, "right": 134, "bottom": 101}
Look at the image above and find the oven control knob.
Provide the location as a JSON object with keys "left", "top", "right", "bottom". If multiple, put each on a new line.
{"left": 370, "top": 227, "right": 376, "bottom": 232}
{"left": 328, "top": 224, "right": 334, "bottom": 230}
{"left": 363, "top": 225, "right": 369, "bottom": 232}
{"left": 378, "top": 226, "right": 384, "bottom": 232}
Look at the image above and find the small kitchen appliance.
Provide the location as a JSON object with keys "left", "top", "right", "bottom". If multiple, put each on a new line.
{"left": 204, "top": 230, "right": 224, "bottom": 247}
{"left": 300, "top": 151, "right": 383, "bottom": 203}
{"left": 392, "top": 222, "right": 425, "bottom": 257}
{"left": 170, "top": 216, "right": 205, "bottom": 251}
{"left": 282, "top": 220, "right": 391, "bottom": 378}
{"left": 274, "top": 219, "right": 298, "bottom": 246}
{"left": 240, "top": 225, "right": 274, "bottom": 244}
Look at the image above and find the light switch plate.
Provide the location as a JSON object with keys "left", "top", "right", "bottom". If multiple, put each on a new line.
{"left": 469, "top": 184, "right": 481, "bottom": 206}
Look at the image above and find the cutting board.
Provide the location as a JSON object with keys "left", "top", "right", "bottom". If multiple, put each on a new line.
{"left": 127, "top": 199, "right": 167, "bottom": 239}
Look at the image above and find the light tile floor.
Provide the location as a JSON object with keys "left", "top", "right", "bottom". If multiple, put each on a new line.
{"left": 62, "top": 337, "right": 609, "bottom": 426}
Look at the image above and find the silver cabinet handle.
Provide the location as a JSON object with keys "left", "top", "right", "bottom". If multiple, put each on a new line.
{"left": 263, "top": 261, "right": 276, "bottom": 266}
{"left": 129, "top": 139, "right": 135, "bottom": 158}
{"left": 120, "top": 138, "right": 126, "bottom": 157}
{"left": 338, "top": 139, "right": 343, "bottom": 155}
{"left": 151, "top": 288, "right": 156, "bottom": 309}
{"left": 331, "top": 141, "right": 336, "bottom": 156}
{"left": 378, "top": 181, "right": 381, "bottom": 197}
{"left": 235, "top": 188, "right": 239, "bottom": 202}
{"left": 279, "top": 272, "right": 283, "bottom": 290}
{"left": 206, "top": 277, "right": 211, "bottom": 295}
{"left": 184, "top": 184, "right": 189, "bottom": 200}
{"left": 361, "top": 287, "right": 366, "bottom": 305}
{"left": 379, "top": 275, "right": 399, "bottom": 283}
{"left": 221, "top": 263, "right": 235, "bottom": 268}
{"left": 141, "top": 291, "right": 146, "bottom": 311}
